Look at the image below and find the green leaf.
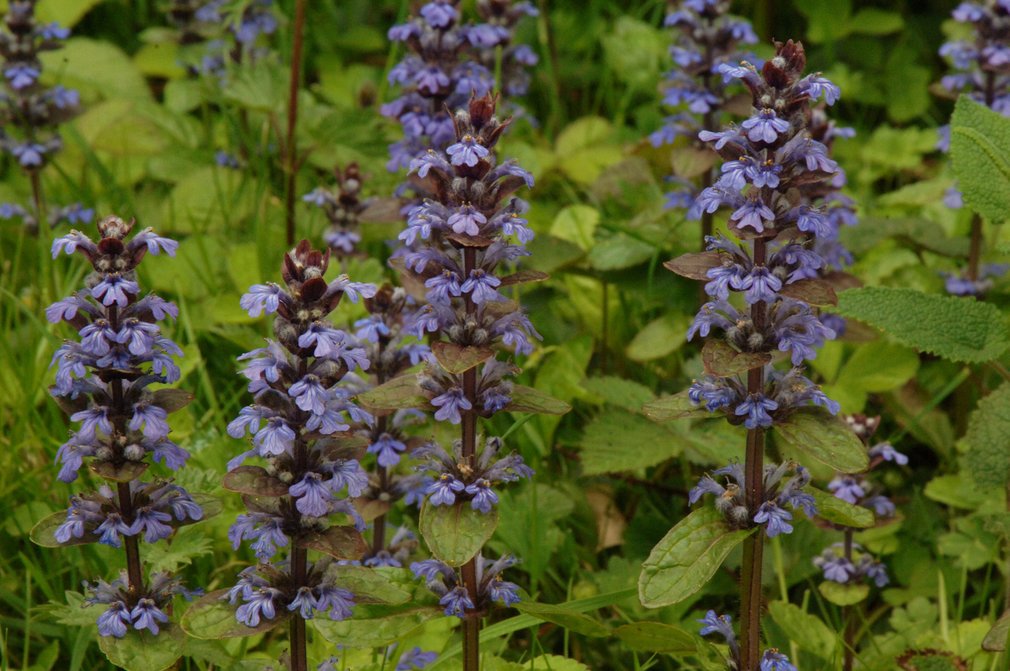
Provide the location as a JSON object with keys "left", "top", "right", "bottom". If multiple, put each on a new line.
{"left": 701, "top": 340, "right": 771, "bottom": 377}
{"left": 297, "top": 526, "right": 368, "bottom": 561}
{"left": 982, "top": 609, "right": 1010, "bottom": 651}
{"left": 222, "top": 466, "right": 289, "bottom": 497}
{"left": 809, "top": 487, "right": 875, "bottom": 529}
{"left": 643, "top": 391, "right": 712, "bottom": 422}
{"left": 663, "top": 252, "right": 722, "bottom": 280}
{"left": 506, "top": 384, "right": 572, "bottom": 415}
{"left": 39, "top": 38, "right": 150, "bottom": 102}
{"left": 90, "top": 460, "right": 148, "bottom": 483}
{"left": 965, "top": 383, "right": 1010, "bottom": 488}
{"left": 924, "top": 474, "right": 987, "bottom": 510}
{"left": 430, "top": 342, "right": 496, "bottom": 375}
{"left": 818, "top": 581, "right": 869, "bottom": 606}
{"left": 356, "top": 374, "right": 429, "bottom": 413}
{"left": 30, "top": 511, "right": 97, "bottom": 548}
{"left": 144, "top": 525, "right": 213, "bottom": 573}
{"left": 323, "top": 566, "right": 417, "bottom": 605}
{"left": 161, "top": 166, "right": 256, "bottom": 234}
{"left": 774, "top": 409, "right": 868, "bottom": 473}
{"left": 834, "top": 287, "right": 1010, "bottom": 364}
{"left": 835, "top": 341, "right": 919, "bottom": 393}
{"left": 639, "top": 507, "right": 754, "bottom": 608}
{"left": 313, "top": 605, "right": 438, "bottom": 649}
{"left": 767, "top": 601, "right": 837, "bottom": 660}
{"left": 951, "top": 95, "right": 1010, "bottom": 222}
{"left": 588, "top": 233, "right": 655, "bottom": 271}
{"left": 36, "top": 0, "right": 104, "bottom": 26}
{"left": 222, "top": 62, "right": 287, "bottom": 112}
{"left": 98, "top": 624, "right": 184, "bottom": 671}
{"left": 513, "top": 600, "right": 609, "bottom": 637}
{"left": 582, "top": 375, "right": 655, "bottom": 411}
{"left": 181, "top": 590, "right": 287, "bottom": 639}
{"left": 778, "top": 279, "right": 838, "bottom": 307}
{"left": 626, "top": 314, "right": 690, "bottom": 362}
{"left": 614, "top": 622, "right": 697, "bottom": 654}
{"left": 550, "top": 205, "right": 599, "bottom": 252}
{"left": 580, "top": 411, "right": 685, "bottom": 475}
{"left": 419, "top": 502, "right": 499, "bottom": 566}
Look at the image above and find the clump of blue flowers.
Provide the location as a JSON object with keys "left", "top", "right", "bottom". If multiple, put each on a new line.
{"left": 937, "top": 0, "right": 1010, "bottom": 294}
{"left": 174, "top": 0, "right": 279, "bottom": 80}
{"left": 697, "top": 611, "right": 798, "bottom": 671}
{"left": 44, "top": 216, "right": 202, "bottom": 638}
{"left": 383, "top": 0, "right": 536, "bottom": 175}
{"left": 225, "top": 241, "right": 376, "bottom": 631}
{"left": 303, "top": 163, "right": 370, "bottom": 259}
{"left": 0, "top": 0, "right": 90, "bottom": 231}
{"left": 411, "top": 554, "right": 521, "bottom": 617}
{"left": 652, "top": 0, "right": 757, "bottom": 227}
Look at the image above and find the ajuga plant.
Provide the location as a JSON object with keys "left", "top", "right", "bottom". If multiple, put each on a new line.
{"left": 383, "top": 0, "right": 535, "bottom": 178}
{"left": 303, "top": 163, "right": 369, "bottom": 261}
{"left": 651, "top": 0, "right": 757, "bottom": 249}
{"left": 35, "top": 216, "right": 203, "bottom": 655}
{"left": 0, "top": 0, "right": 88, "bottom": 232}
{"left": 360, "top": 92, "right": 558, "bottom": 671}
{"left": 645, "top": 41, "right": 869, "bottom": 671}
{"left": 472, "top": 0, "right": 539, "bottom": 109}
{"left": 937, "top": 0, "right": 1010, "bottom": 295}
{"left": 814, "top": 414, "right": 902, "bottom": 671}
{"left": 215, "top": 241, "right": 375, "bottom": 671}
{"left": 349, "top": 284, "right": 431, "bottom": 565}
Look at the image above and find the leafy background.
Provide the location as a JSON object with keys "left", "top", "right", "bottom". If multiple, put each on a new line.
{"left": 1, "top": 0, "right": 1009, "bottom": 670}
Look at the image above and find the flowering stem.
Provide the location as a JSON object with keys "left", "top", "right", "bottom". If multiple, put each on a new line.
{"left": 740, "top": 237, "right": 768, "bottom": 671}
{"left": 460, "top": 246, "right": 481, "bottom": 671}
{"left": 284, "top": 0, "right": 307, "bottom": 247}
{"left": 843, "top": 529, "right": 855, "bottom": 671}
{"left": 116, "top": 483, "right": 145, "bottom": 596}
{"left": 290, "top": 435, "right": 309, "bottom": 671}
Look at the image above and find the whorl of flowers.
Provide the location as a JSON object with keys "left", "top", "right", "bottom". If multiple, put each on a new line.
{"left": 383, "top": 0, "right": 536, "bottom": 174}
{"left": 225, "top": 241, "right": 377, "bottom": 626}
{"left": 303, "top": 163, "right": 370, "bottom": 258}
{"left": 47, "top": 216, "right": 201, "bottom": 638}
{"left": 697, "top": 611, "right": 798, "bottom": 671}
{"left": 318, "top": 646, "right": 437, "bottom": 671}
{"left": 411, "top": 554, "right": 520, "bottom": 618}
{"left": 472, "top": 0, "right": 539, "bottom": 100}
{"left": 652, "top": 0, "right": 757, "bottom": 213}
{"left": 175, "top": 0, "right": 279, "bottom": 79}
{"left": 937, "top": 1, "right": 1010, "bottom": 294}
{"left": 689, "top": 460, "right": 815, "bottom": 538}
{"left": 672, "top": 41, "right": 842, "bottom": 429}
{"left": 0, "top": 0, "right": 90, "bottom": 230}
{"left": 813, "top": 414, "right": 905, "bottom": 588}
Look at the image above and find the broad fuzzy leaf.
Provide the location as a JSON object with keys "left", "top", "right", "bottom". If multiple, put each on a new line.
{"left": 580, "top": 411, "right": 686, "bottom": 475}
{"left": 818, "top": 581, "right": 869, "bottom": 606}
{"left": 181, "top": 590, "right": 287, "bottom": 639}
{"left": 419, "top": 501, "right": 499, "bottom": 566}
{"left": 639, "top": 507, "right": 754, "bottom": 608}
{"left": 809, "top": 487, "right": 875, "bottom": 529}
{"left": 98, "top": 624, "right": 184, "bottom": 671}
{"left": 778, "top": 279, "right": 838, "bottom": 306}
{"left": 356, "top": 374, "right": 429, "bottom": 412}
{"left": 834, "top": 287, "right": 1009, "bottom": 364}
{"left": 430, "top": 342, "right": 496, "bottom": 375}
{"left": 506, "top": 385, "right": 572, "bottom": 415}
{"left": 296, "top": 526, "right": 368, "bottom": 560}
{"left": 774, "top": 409, "right": 869, "bottom": 473}
{"left": 643, "top": 391, "right": 712, "bottom": 422}
{"left": 663, "top": 252, "right": 722, "bottom": 280}
{"left": 701, "top": 340, "right": 771, "bottom": 377}
{"left": 965, "top": 383, "right": 1010, "bottom": 488}
{"left": 513, "top": 600, "right": 609, "bottom": 637}
{"left": 768, "top": 601, "right": 837, "bottom": 660}
{"left": 951, "top": 96, "right": 1010, "bottom": 222}
{"left": 222, "top": 466, "right": 289, "bottom": 497}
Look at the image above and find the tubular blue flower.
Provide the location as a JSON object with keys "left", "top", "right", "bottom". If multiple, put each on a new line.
{"left": 760, "top": 649, "right": 797, "bottom": 671}
{"left": 735, "top": 394, "right": 778, "bottom": 429}
{"left": 753, "top": 502, "right": 793, "bottom": 537}
{"left": 427, "top": 473, "right": 466, "bottom": 506}
{"left": 731, "top": 200, "right": 776, "bottom": 233}
{"left": 236, "top": 587, "right": 281, "bottom": 626}
{"left": 697, "top": 610, "right": 736, "bottom": 644}
{"left": 289, "top": 472, "right": 332, "bottom": 517}
{"left": 431, "top": 388, "right": 472, "bottom": 424}
{"left": 130, "top": 598, "right": 169, "bottom": 635}
{"left": 447, "top": 135, "right": 490, "bottom": 166}
{"left": 97, "top": 601, "right": 131, "bottom": 638}
{"left": 439, "top": 586, "right": 475, "bottom": 617}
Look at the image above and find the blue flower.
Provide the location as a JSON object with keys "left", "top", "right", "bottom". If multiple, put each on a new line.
{"left": 760, "top": 649, "right": 797, "bottom": 671}
{"left": 734, "top": 394, "right": 778, "bottom": 429}
{"left": 742, "top": 109, "right": 790, "bottom": 143}
{"left": 464, "top": 478, "right": 498, "bottom": 513}
{"left": 447, "top": 204, "right": 487, "bottom": 236}
{"left": 697, "top": 610, "right": 736, "bottom": 644}
{"left": 4, "top": 64, "right": 40, "bottom": 90}
{"left": 10, "top": 142, "right": 46, "bottom": 167}
{"left": 91, "top": 275, "right": 139, "bottom": 307}
{"left": 439, "top": 586, "right": 474, "bottom": 617}
{"left": 129, "top": 507, "right": 174, "bottom": 543}
{"left": 730, "top": 200, "right": 775, "bottom": 233}
{"left": 460, "top": 269, "right": 502, "bottom": 304}
{"left": 240, "top": 284, "right": 283, "bottom": 317}
{"left": 95, "top": 512, "right": 132, "bottom": 547}
{"left": 753, "top": 502, "right": 793, "bottom": 537}
{"left": 427, "top": 473, "right": 466, "bottom": 506}
{"left": 289, "top": 472, "right": 332, "bottom": 517}
{"left": 368, "top": 434, "right": 407, "bottom": 468}
{"left": 736, "top": 266, "right": 782, "bottom": 304}
{"left": 420, "top": 2, "right": 457, "bottom": 28}
{"left": 314, "top": 585, "right": 355, "bottom": 620}
{"left": 254, "top": 418, "right": 295, "bottom": 456}
{"left": 396, "top": 647, "right": 438, "bottom": 671}
{"left": 130, "top": 598, "right": 169, "bottom": 635}
{"left": 446, "top": 135, "right": 490, "bottom": 167}
{"left": 236, "top": 587, "right": 281, "bottom": 627}
{"left": 827, "top": 475, "right": 864, "bottom": 505}
{"left": 96, "top": 601, "right": 131, "bottom": 638}
{"left": 129, "top": 404, "right": 170, "bottom": 440}
{"left": 431, "top": 388, "right": 472, "bottom": 424}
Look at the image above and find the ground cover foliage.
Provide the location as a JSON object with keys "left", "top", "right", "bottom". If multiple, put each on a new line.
{"left": 2, "top": 1, "right": 1010, "bottom": 670}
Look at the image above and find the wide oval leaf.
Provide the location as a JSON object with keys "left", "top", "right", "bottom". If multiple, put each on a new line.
{"left": 357, "top": 374, "right": 429, "bottom": 412}
{"left": 181, "top": 589, "right": 287, "bottom": 639}
{"left": 639, "top": 507, "right": 753, "bottom": 608}
{"left": 324, "top": 565, "right": 417, "bottom": 605}
{"left": 431, "top": 342, "right": 496, "bottom": 375}
{"left": 296, "top": 526, "right": 367, "bottom": 561}
{"left": 643, "top": 392, "right": 711, "bottom": 422}
{"left": 222, "top": 466, "right": 289, "bottom": 497}
{"left": 30, "top": 511, "right": 97, "bottom": 548}
{"left": 701, "top": 340, "right": 771, "bottom": 377}
{"left": 809, "top": 487, "right": 874, "bottom": 529}
{"left": 774, "top": 409, "right": 868, "bottom": 473}
{"left": 818, "top": 581, "right": 869, "bottom": 606}
{"left": 98, "top": 624, "right": 184, "bottom": 671}
{"left": 505, "top": 385, "right": 571, "bottom": 415}
{"left": 420, "top": 501, "right": 499, "bottom": 566}
{"left": 91, "top": 460, "right": 148, "bottom": 483}
{"left": 614, "top": 622, "right": 697, "bottom": 654}
{"left": 313, "top": 604, "right": 438, "bottom": 648}
{"left": 513, "top": 600, "right": 609, "bottom": 638}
